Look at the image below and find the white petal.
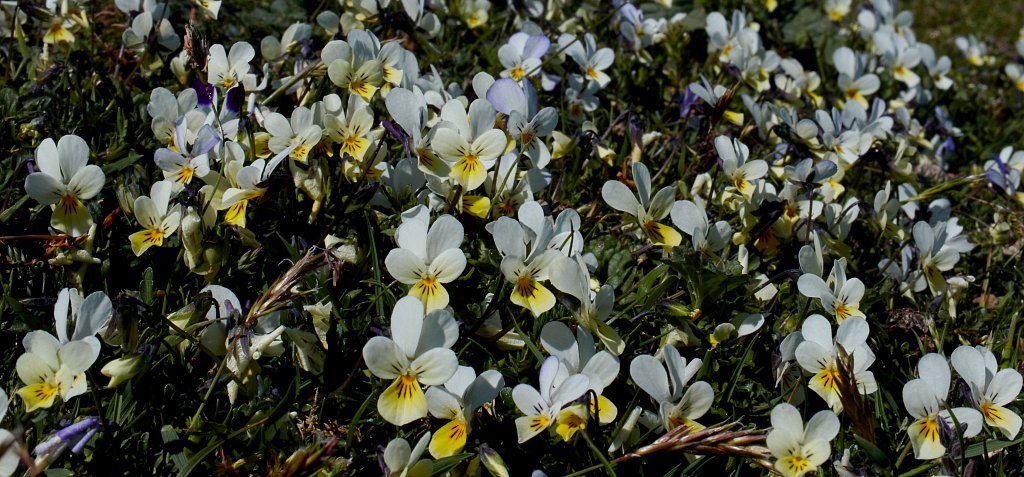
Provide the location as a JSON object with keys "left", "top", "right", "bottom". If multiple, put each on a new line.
{"left": 540, "top": 322, "right": 580, "bottom": 371}
{"left": 67, "top": 165, "right": 105, "bottom": 200}
{"left": 410, "top": 348, "right": 458, "bottom": 386}
{"left": 630, "top": 355, "right": 671, "bottom": 403}
{"left": 390, "top": 296, "right": 425, "bottom": 358}
{"left": 25, "top": 172, "right": 65, "bottom": 206}
{"left": 918, "top": 353, "right": 950, "bottom": 398}
{"left": 950, "top": 346, "right": 985, "bottom": 392}
{"left": 426, "top": 215, "right": 464, "bottom": 260}
{"left": 385, "top": 248, "right": 427, "bottom": 284}
{"left": 602, "top": 181, "right": 641, "bottom": 216}
{"left": 363, "top": 336, "right": 408, "bottom": 379}
{"left": 57, "top": 134, "right": 90, "bottom": 181}
{"left": 805, "top": 409, "right": 840, "bottom": 442}
{"left": 428, "top": 248, "right": 466, "bottom": 283}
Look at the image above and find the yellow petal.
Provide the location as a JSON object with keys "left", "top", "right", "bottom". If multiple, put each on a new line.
{"left": 378, "top": 374, "right": 428, "bottom": 425}
{"left": 223, "top": 200, "right": 248, "bottom": 227}
{"left": 44, "top": 22, "right": 75, "bottom": 44}
{"left": 461, "top": 195, "right": 492, "bottom": 219}
{"left": 908, "top": 417, "right": 945, "bottom": 460}
{"left": 410, "top": 276, "right": 449, "bottom": 311}
{"left": 291, "top": 144, "right": 311, "bottom": 163}
{"left": 340, "top": 136, "right": 369, "bottom": 160}
{"left": 777, "top": 455, "right": 814, "bottom": 477}
{"left": 642, "top": 221, "right": 682, "bottom": 247}
{"left": 555, "top": 405, "right": 587, "bottom": 442}
{"left": 351, "top": 82, "right": 379, "bottom": 102}
{"left": 589, "top": 395, "right": 618, "bottom": 425}
{"left": 129, "top": 228, "right": 165, "bottom": 256}
{"left": 808, "top": 366, "right": 844, "bottom": 412}
{"left": 450, "top": 155, "right": 488, "bottom": 191}
{"left": 511, "top": 275, "right": 556, "bottom": 317}
{"left": 429, "top": 418, "right": 468, "bottom": 458}
{"left": 723, "top": 110, "right": 744, "bottom": 126}
{"left": 17, "top": 383, "right": 59, "bottom": 412}
{"left": 515, "top": 414, "right": 550, "bottom": 443}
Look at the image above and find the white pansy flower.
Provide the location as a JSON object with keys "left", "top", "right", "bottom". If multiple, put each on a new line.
{"left": 424, "top": 366, "right": 503, "bottom": 458}
{"left": 24, "top": 135, "right": 105, "bottom": 237}
{"left": 512, "top": 356, "right": 590, "bottom": 443}
{"left": 794, "top": 315, "right": 877, "bottom": 412}
{"left": 797, "top": 259, "right": 866, "bottom": 321}
{"left": 207, "top": 42, "right": 256, "bottom": 90}
{"left": 951, "top": 345, "right": 1023, "bottom": 439}
{"left": 430, "top": 98, "right": 508, "bottom": 191}
{"left": 362, "top": 297, "right": 459, "bottom": 426}
{"left": 128, "top": 180, "right": 182, "bottom": 256}
{"left": 264, "top": 106, "right": 323, "bottom": 163}
{"left": 602, "top": 162, "right": 681, "bottom": 247}
{"left": 903, "top": 353, "right": 983, "bottom": 460}
{"left": 767, "top": 403, "right": 840, "bottom": 477}
{"left": 629, "top": 345, "right": 714, "bottom": 431}
{"left": 385, "top": 207, "right": 467, "bottom": 311}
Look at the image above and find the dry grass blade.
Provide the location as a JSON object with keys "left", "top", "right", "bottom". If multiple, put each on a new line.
{"left": 611, "top": 421, "right": 772, "bottom": 470}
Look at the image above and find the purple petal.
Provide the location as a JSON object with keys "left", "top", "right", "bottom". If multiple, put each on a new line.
{"left": 193, "top": 79, "right": 215, "bottom": 108}
{"left": 523, "top": 34, "right": 551, "bottom": 59}
{"left": 224, "top": 86, "right": 244, "bottom": 115}
{"left": 486, "top": 78, "right": 527, "bottom": 115}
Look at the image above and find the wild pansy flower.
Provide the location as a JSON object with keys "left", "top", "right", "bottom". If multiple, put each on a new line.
{"left": 34, "top": 416, "right": 102, "bottom": 465}
{"left": 549, "top": 253, "right": 624, "bottom": 354}
{"left": 913, "top": 220, "right": 971, "bottom": 296}
{"left": 797, "top": 259, "right": 865, "bottom": 321}
{"left": 15, "top": 330, "right": 100, "bottom": 412}
{"left": 487, "top": 78, "right": 559, "bottom": 169}
{"left": 207, "top": 42, "right": 256, "bottom": 91}
{"left": 147, "top": 87, "right": 200, "bottom": 148}
{"left": 120, "top": 0, "right": 178, "bottom": 54}
{"left": 459, "top": 0, "right": 490, "bottom": 28}
{"left": 324, "top": 94, "right": 375, "bottom": 160}
{"left": 689, "top": 77, "right": 744, "bottom": 125}
{"left": 794, "top": 314, "right": 877, "bottom": 412}
{"left": 903, "top": 353, "right": 983, "bottom": 460}
{"left": 602, "top": 162, "right": 681, "bottom": 247}
{"left": 833, "top": 47, "right": 879, "bottom": 108}
{"left": 424, "top": 366, "right": 504, "bottom": 458}
{"left": 512, "top": 355, "right": 590, "bottom": 443}
{"left": 154, "top": 119, "right": 219, "bottom": 186}
{"left": 386, "top": 87, "right": 449, "bottom": 178}
{"left": 824, "top": 0, "right": 851, "bottom": 21}
{"left": 430, "top": 98, "right": 508, "bottom": 191}
{"left": 629, "top": 345, "right": 713, "bottom": 432}
{"left": 716, "top": 136, "right": 768, "bottom": 200}
{"left": 561, "top": 33, "right": 614, "bottom": 88}
{"left": 384, "top": 206, "right": 467, "bottom": 311}
{"left": 219, "top": 146, "right": 294, "bottom": 227}
{"left": 766, "top": 403, "right": 840, "bottom": 477}
{"left": 498, "top": 32, "right": 549, "bottom": 81}
{"left": 671, "top": 197, "right": 732, "bottom": 254}
{"left": 264, "top": 106, "right": 323, "bottom": 163}
{"left": 951, "top": 345, "right": 1023, "bottom": 439}
{"left": 128, "top": 180, "right": 181, "bottom": 256}
{"left": 540, "top": 322, "right": 621, "bottom": 427}
{"left": 382, "top": 432, "right": 432, "bottom": 477}
{"left": 487, "top": 202, "right": 568, "bottom": 316}
{"left": 873, "top": 31, "right": 921, "bottom": 88}
{"left": 324, "top": 33, "right": 384, "bottom": 102}
{"left": 918, "top": 44, "right": 953, "bottom": 90}
{"left": 955, "top": 35, "right": 994, "bottom": 67}
{"left": 362, "top": 297, "right": 459, "bottom": 426}
{"left": 24, "top": 134, "right": 106, "bottom": 237}
{"left": 705, "top": 10, "right": 760, "bottom": 64}
{"left": 53, "top": 288, "right": 113, "bottom": 346}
